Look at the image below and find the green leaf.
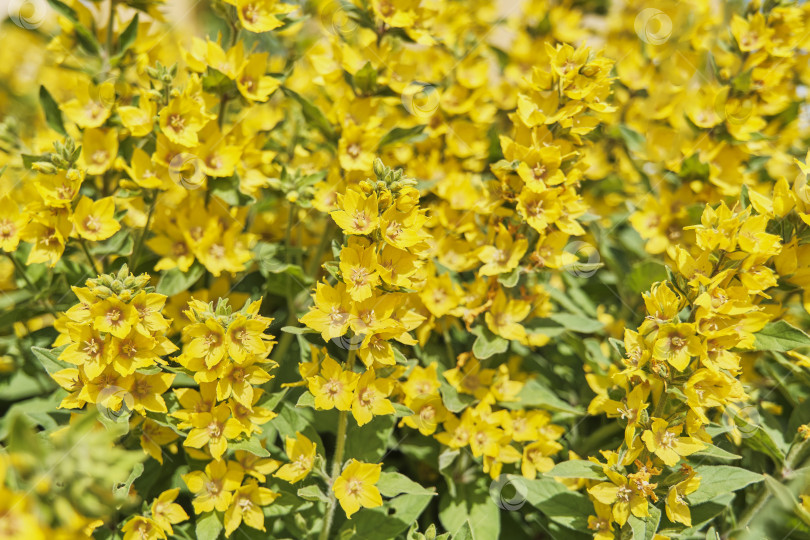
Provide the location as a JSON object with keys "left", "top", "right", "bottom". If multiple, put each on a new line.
{"left": 297, "top": 484, "right": 329, "bottom": 503}
{"left": 296, "top": 391, "right": 315, "bottom": 409}
{"left": 209, "top": 176, "right": 254, "bottom": 206}
{"left": 497, "top": 267, "right": 520, "bottom": 288}
{"left": 377, "top": 125, "right": 427, "bottom": 149}
{"left": 345, "top": 414, "right": 394, "bottom": 463}
{"left": 549, "top": 313, "right": 604, "bottom": 334}
{"left": 507, "top": 379, "right": 583, "bottom": 416}
{"left": 439, "top": 478, "right": 500, "bottom": 540}
{"left": 451, "top": 521, "right": 475, "bottom": 540}
{"left": 688, "top": 466, "right": 763, "bottom": 505}
{"left": 752, "top": 321, "right": 810, "bottom": 352}
{"left": 626, "top": 504, "right": 660, "bottom": 540}
{"left": 155, "top": 264, "right": 204, "bottom": 295}
{"left": 281, "top": 326, "right": 317, "bottom": 335}
{"left": 763, "top": 474, "right": 796, "bottom": 509}
{"left": 229, "top": 435, "right": 271, "bottom": 457}
{"left": 519, "top": 476, "right": 592, "bottom": 532}
{"left": 32, "top": 345, "right": 70, "bottom": 376}
{"left": 113, "top": 462, "right": 144, "bottom": 497}
{"left": 545, "top": 460, "right": 603, "bottom": 480}
{"left": 627, "top": 260, "right": 669, "bottom": 294}
{"left": 729, "top": 409, "right": 787, "bottom": 464}
{"left": 439, "top": 379, "right": 474, "bottom": 413}
{"left": 281, "top": 87, "right": 336, "bottom": 142}
{"left": 74, "top": 23, "right": 101, "bottom": 54}
{"left": 471, "top": 325, "right": 508, "bottom": 359}
{"left": 377, "top": 472, "right": 434, "bottom": 497}
{"left": 117, "top": 14, "right": 139, "bottom": 55}
{"left": 195, "top": 511, "right": 223, "bottom": 540}
{"left": 91, "top": 230, "right": 134, "bottom": 257}
{"left": 618, "top": 125, "right": 645, "bottom": 153}
{"left": 691, "top": 443, "right": 741, "bottom": 462}
{"left": 339, "top": 492, "right": 433, "bottom": 540}
{"left": 46, "top": 0, "right": 78, "bottom": 20}
{"left": 353, "top": 61, "right": 378, "bottom": 95}
{"left": 392, "top": 402, "right": 414, "bottom": 417}
{"left": 40, "top": 86, "right": 66, "bottom": 136}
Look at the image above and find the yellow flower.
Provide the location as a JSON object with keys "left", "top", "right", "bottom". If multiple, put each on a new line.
{"left": 351, "top": 369, "right": 395, "bottom": 426}
{"left": 126, "top": 372, "right": 175, "bottom": 413}
{"left": 72, "top": 196, "right": 121, "bottom": 241}
{"left": 0, "top": 196, "right": 27, "bottom": 252}
{"left": 333, "top": 460, "right": 383, "bottom": 518}
{"left": 228, "top": 0, "right": 294, "bottom": 33}
{"left": 184, "top": 403, "right": 244, "bottom": 460}
{"left": 274, "top": 432, "right": 316, "bottom": 483}
{"left": 340, "top": 239, "right": 380, "bottom": 302}
{"left": 478, "top": 224, "right": 528, "bottom": 276}
{"left": 122, "top": 516, "right": 166, "bottom": 540}
{"left": 118, "top": 91, "right": 156, "bottom": 137}
{"left": 665, "top": 471, "right": 700, "bottom": 526}
{"left": 652, "top": 323, "right": 703, "bottom": 372}
{"left": 588, "top": 469, "right": 649, "bottom": 527}
{"left": 308, "top": 355, "right": 359, "bottom": 411}
{"left": 237, "top": 53, "right": 280, "bottom": 102}
{"left": 641, "top": 419, "right": 705, "bottom": 467}
{"left": 150, "top": 488, "right": 189, "bottom": 535}
{"left": 331, "top": 190, "right": 379, "bottom": 236}
{"left": 158, "top": 95, "right": 209, "bottom": 147}
{"left": 224, "top": 481, "right": 279, "bottom": 537}
{"left": 91, "top": 297, "right": 138, "bottom": 338}
{"left": 139, "top": 419, "right": 178, "bottom": 464}
{"left": 60, "top": 81, "right": 113, "bottom": 128}
{"left": 82, "top": 128, "right": 118, "bottom": 175}
{"left": 299, "top": 282, "right": 353, "bottom": 341}
{"left": 182, "top": 459, "right": 245, "bottom": 514}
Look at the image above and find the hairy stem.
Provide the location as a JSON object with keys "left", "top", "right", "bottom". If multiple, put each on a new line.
{"left": 319, "top": 346, "right": 357, "bottom": 540}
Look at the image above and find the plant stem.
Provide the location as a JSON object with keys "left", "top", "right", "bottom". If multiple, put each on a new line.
{"left": 319, "top": 346, "right": 357, "bottom": 540}
{"left": 736, "top": 484, "right": 770, "bottom": 532}
{"left": 270, "top": 210, "right": 299, "bottom": 368}
{"left": 79, "top": 238, "right": 101, "bottom": 274}
{"left": 131, "top": 190, "right": 157, "bottom": 270}
{"left": 306, "top": 221, "right": 335, "bottom": 277}
{"left": 106, "top": 0, "right": 116, "bottom": 60}
{"left": 5, "top": 251, "right": 35, "bottom": 290}
{"left": 651, "top": 381, "right": 667, "bottom": 419}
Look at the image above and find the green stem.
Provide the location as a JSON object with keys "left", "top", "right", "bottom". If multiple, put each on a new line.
{"left": 319, "top": 347, "right": 357, "bottom": 540}
{"left": 79, "top": 238, "right": 101, "bottom": 274}
{"left": 106, "top": 0, "right": 116, "bottom": 60}
{"left": 736, "top": 484, "right": 771, "bottom": 532}
{"left": 650, "top": 381, "right": 668, "bottom": 420}
{"left": 578, "top": 422, "right": 624, "bottom": 456}
{"left": 269, "top": 210, "right": 299, "bottom": 368}
{"left": 131, "top": 190, "right": 157, "bottom": 270}
{"left": 306, "top": 221, "right": 335, "bottom": 277}
{"left": 5, "top": 251, "right": 35, "bottom": 290}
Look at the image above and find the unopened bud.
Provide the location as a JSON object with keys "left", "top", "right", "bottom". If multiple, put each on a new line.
{"left": 32, "top": 162, "right": 57, "bottom": 174}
